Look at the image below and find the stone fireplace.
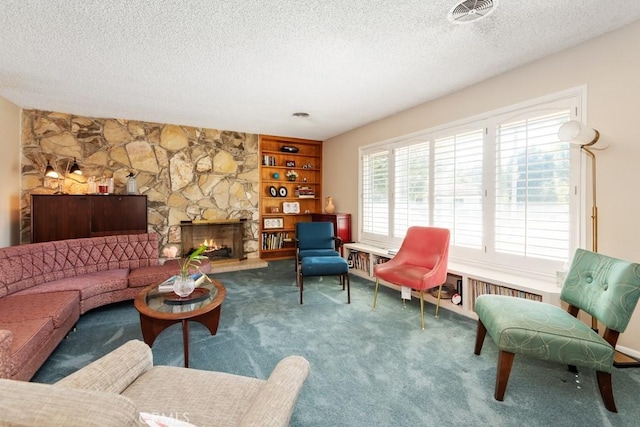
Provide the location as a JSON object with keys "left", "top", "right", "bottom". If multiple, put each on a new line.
{"left": 180, "top": 219, "right": 247, "bottom": 262}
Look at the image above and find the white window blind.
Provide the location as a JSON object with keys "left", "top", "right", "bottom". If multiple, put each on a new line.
{"left": 358, "top": 88, "right": 583, "bottom": 276}
{"left": 494, "top": 110, "right": 571, "bottom": 261}
{"left": 362, "top": 149, "right": 389, "bottom": 241}
{"left": 393, "top": 142, "right": 429, "bottom": 238}
{"left": 433, "top": 129, "right": 484, "bottom": 249}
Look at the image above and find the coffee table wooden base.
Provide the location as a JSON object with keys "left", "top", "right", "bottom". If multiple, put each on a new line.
{"left": 134, "top": 278, "right": 226, "bottom": 369}
{"left": 138, "top": 306, "right": 222, "bottom": 368}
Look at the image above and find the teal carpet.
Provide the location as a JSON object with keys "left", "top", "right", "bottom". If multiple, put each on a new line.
{"left": 33, "top": 260, "right": 640, "bottom": 426}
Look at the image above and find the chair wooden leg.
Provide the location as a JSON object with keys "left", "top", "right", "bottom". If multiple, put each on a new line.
{"left": 373, "top": 278, "right": 380, "bottom": 310}
{"left": 596, "top": 371, "right": 617, "bottom": 412}
{"left": 341, "top": 275, "right": 345, "bottom": 290}
{"left": 420, "top": 291, "right": 425, "bottom": 330}
{"left": 474, "top": 320, "right": 487, "bottom": 355}
{"left": 345, "top": 273, "right": 351, "bottom": 304}
{"left": 299, "top": 275, "right": 304, "bottom": 305}
{"left": 495, "top": 350, "right": 515, "bottom": 401}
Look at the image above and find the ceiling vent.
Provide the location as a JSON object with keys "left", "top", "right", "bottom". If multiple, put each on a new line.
{"left": 448, "top": 0, "right": 498, "bottom": 24}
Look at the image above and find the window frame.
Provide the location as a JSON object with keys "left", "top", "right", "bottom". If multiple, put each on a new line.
{"left": 357, "top": 87, "right": 587, "bottom": 279}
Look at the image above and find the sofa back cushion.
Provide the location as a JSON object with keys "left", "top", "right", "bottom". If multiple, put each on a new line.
{"left": 0, "top": 233, "right": 159, "bottom": 296}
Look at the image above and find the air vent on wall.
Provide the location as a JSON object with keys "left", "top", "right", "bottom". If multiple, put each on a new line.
{"left": 448, "top": 0, "right": 498, "bottom": 24}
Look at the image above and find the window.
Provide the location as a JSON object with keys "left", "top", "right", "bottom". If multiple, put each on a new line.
{"left": 393, "top": 141, "right": 429, "bottom": 237}
{"left": 359, "top": 89, "right": 583, "bottom": 277}
{"left": 494, "top": 110, "right": 571, "bottom": 261}
{"left": 433, "top": 129, "right": 484, "bottom": 249}
{"left": 361, "top": 148, "right": 389, "bottom": 244}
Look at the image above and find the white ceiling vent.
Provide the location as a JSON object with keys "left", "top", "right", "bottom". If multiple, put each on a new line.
{"left": 448, "top": 0, "right": 498, "bottom": 24}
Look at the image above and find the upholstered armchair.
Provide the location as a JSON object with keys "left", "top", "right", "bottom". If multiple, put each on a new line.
{"left": 294, "top": 222, "right": 341, "bottom": 272}
{"left": 0, "top": 340, "right": 310, "bottom": 426}
{"left": 474, "top": 248, "right": 640, "bottom": 412}
{"left": 372, "top": 226, "right": 450, "bottom": 330}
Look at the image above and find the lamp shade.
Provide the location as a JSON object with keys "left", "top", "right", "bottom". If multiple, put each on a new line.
{"left": 558, "top": 120, "right": 599, "bottom": 145}
{"left": 69, "top": 158, "right": 82, "bottom": 175}
{"left": 44, "top": 161, "right": 59, "bottom": 178}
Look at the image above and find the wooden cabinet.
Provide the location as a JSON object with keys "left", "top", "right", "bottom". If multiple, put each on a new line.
{"left": 259, "top": 135, "right": 322, "bottom": 260}
{"left": 311, "top": 213, "right": 352, "bottom": 244}
{"left": 31, "top": 195, "right": 147, "bottom": 243}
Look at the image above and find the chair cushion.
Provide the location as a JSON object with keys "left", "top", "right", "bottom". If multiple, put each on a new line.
{"left": 374, "top": 264, "right": 433, "bottom": 289}
{"left": 0, "top": 318, "right": 54, "bottom": 375}
{"left": 0, "top": 291, "right": 79, "bottom": 328}
{"left": 298, "top": 249, "right": 340, "bottom": 259}
{"left": 476, "top": 294, "right": 614, "bottom": 372}
{"left": 12, "top": 269, "right": 129, "bottom": 300}
{"left": 301, "top": 257, "right": 348, "bottom": 277}
{"left": 296, "top": 222, "right": 336, "bottom": 250}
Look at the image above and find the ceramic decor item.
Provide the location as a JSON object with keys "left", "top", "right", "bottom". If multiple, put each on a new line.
{"left": 324, "top": 197, "right": 335, "bottom": 214}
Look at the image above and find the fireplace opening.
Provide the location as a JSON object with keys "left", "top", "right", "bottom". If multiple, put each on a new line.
{"left": 181, "top": 219, "right": 247, "bottom": 263}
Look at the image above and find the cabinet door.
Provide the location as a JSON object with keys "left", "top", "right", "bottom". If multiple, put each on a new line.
{"left": 312, "top": 213, "right": 352, "bottom": 243}
{"left": 90, "top": 195, "right": 147, "bottom": 236}
{"left": 335, "top": 214, "right": 352, "bottom": 243}
{"left": 31, "top": 195, "right": 91, "bottom": 242}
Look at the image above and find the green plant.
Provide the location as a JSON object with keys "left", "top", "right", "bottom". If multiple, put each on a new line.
{"left": 179, "top": 244, "right": 208, "bottom": 275}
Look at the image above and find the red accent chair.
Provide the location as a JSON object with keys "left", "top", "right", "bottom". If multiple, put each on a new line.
{"left": 373, "top": 226, "right": 450, "bottom": 330}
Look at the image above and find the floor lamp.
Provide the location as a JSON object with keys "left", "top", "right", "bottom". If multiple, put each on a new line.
{"left": 558, "top": 120, "right": 639, "bottom": 368}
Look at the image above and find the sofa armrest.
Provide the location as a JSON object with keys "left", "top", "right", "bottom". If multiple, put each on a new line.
{"left": 239, "top": 355, "right": 310, "bottom": 427}
{"left": 0, "top": 378, "right": 140, "bottom": 426}
{"left": 56, "top": 339, "right": 153, "bottom": 394}
{"left": 0, "top": 330, "right": 11, "bottom": 379}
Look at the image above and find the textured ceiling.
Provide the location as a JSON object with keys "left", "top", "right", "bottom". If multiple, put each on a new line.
{"left": 1, "top": 1, "right": 640, "bottom": 140}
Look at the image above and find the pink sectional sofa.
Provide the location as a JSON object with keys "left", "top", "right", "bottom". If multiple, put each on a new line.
{"left": 0, "top": 233, "right": 209, "bottom": 381}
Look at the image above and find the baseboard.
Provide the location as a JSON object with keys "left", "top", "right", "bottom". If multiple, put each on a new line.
{"left": 614, "top": 351, "right": 640, "bottom": 368}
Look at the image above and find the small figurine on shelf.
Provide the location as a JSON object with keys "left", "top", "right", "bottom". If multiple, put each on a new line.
{"left": 286, "top": 170, "right": 298, "bottom": 181}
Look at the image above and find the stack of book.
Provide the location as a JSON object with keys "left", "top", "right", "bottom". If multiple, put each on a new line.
{"left": 295, "top": 186, "right": 315, "bottom": 198}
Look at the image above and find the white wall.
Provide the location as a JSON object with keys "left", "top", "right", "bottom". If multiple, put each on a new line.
{"left": 0, "top": 96, "right": 21, "bottom": 247}
{"left": 323, "top": 21, "right": 640, "bottom": 353}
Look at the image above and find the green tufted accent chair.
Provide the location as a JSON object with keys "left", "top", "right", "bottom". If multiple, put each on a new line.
{"left": 474, "top": 249, "right": 640, "bottom": 412}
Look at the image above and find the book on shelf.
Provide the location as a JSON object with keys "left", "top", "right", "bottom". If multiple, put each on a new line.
{"left": 262, "top": 231, "right": 290, "bottom": 250}
{"left": 158, "top": 273, "right": 208, "bottom": 293}
{"left": 294, "top": 186, "right": 315, "bottom": 198}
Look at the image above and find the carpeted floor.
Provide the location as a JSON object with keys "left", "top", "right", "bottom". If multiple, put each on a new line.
{"left": 33, "top": 260, "right": 640, "bottom": 426}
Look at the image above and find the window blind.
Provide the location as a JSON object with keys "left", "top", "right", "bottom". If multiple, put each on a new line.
{"left": 362, "top": 149, "right": 389, "bottom": 239}
{"left": 495, "top": 111, "right": 571, "bottom": 261}
{"left": 433, "top": 129, "right": 484, "bottom": 249}
{"left": 393, "top": 142, "right": 429, "bottom": 238}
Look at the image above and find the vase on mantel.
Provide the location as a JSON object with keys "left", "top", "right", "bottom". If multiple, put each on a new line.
{"left": 324, "top": 196, "right": 335, "bottom": 214}
{"left": 173, "top": 271, "right": 196, "bottom": 297}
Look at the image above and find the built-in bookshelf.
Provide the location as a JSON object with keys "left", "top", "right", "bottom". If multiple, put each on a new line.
{"left": 468, "top": 278, "right": 542, "bottom": 311}
{"left": 343, "top": 242, "right": 561, "bottom": 319}
{"left": 259, "top": 135, "right": 322, "bottom": 260}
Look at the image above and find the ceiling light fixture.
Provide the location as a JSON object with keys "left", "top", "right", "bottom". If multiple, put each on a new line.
{"left": 292, "top": 112, "right": 310, "bottom": 118}
{"left": 448, "top": 0, "right": 498, "bottom": 24}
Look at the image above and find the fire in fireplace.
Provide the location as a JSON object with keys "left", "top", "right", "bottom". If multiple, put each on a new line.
{"left": 180, "top": 219, "right": 247, "bottom": 263}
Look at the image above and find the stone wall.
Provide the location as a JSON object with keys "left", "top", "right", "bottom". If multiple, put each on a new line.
{"left": 20, "top": 110, "right": 259, "bottom": 257}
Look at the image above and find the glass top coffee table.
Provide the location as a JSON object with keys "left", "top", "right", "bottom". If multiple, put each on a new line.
{"left": 134, "top": 276, "right": 226, "bottom": 368}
